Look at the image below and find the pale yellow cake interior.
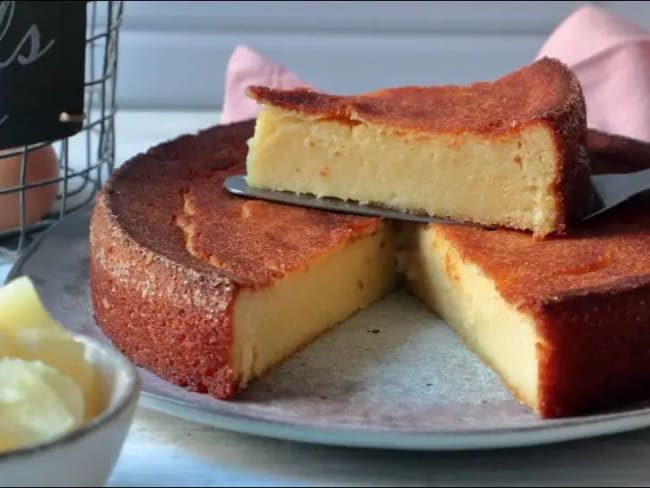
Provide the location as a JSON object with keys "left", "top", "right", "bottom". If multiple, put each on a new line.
{"left": 400, "top": 223, "right": 541, "bottom": 410}
{"left": 232, "top": 227, "right": 396, "bottom": 388}
{"left": 177, "top": 193, "right": 396, "bottom": 389}
{"left": 246, "top": 106, "right": 560, "bottom": 236}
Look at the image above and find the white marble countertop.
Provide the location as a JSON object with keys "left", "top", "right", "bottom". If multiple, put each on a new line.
{"left": 4, "top": 110, "right": 650, "bottom": 487}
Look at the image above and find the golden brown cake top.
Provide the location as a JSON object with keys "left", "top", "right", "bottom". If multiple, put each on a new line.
{"left": 247, "top": 57, "right": 583, "bottom": 135}
{"left": 435, "top": 197, "right": 650, "bottom": 310}
{"left": 178, "top": 173, "right": 381, "bottom": 287}
{"left": 102, "top": 120, "right": 381, "bottom": 289}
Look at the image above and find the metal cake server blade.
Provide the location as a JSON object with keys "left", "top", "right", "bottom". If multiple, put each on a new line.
{"left": 224, "top": 168, "right": 650, "bottom": 225}
{"left": 582, "top": 167, "right": 650, "bottom": 220}
{"left": 224, "top": 175, "right": 455, "bottom": 224}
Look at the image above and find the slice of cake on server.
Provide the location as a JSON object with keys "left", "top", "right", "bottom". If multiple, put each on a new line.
{"left": 245, "top": 58, "right": 591, "bottom": 238}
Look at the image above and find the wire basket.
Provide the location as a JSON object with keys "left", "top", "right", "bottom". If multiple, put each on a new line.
{"left": 0, "top": 0, "right": 123, "bottom": 260}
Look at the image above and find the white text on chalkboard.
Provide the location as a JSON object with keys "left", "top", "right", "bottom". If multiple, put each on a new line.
{"left": 0, "top": 1, "right": 55, "bottom": 70}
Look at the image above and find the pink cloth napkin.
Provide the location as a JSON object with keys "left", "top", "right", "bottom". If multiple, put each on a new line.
{"left": 221, "top": 5, "right": 650, "bottom": 142}
{"left": 220, "top": 46, "right": 310, "bottom": 125}
{"left": 537, "top": 6, "right": 650, "bottom": 141}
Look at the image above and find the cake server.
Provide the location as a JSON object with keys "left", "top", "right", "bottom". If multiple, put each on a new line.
{"left": 224, "top": 169, "right": 650, "bottom": 225}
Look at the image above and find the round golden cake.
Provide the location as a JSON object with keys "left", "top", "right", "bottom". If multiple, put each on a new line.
{"left": 90, "top": 114, "right": 650, "bottom": 419}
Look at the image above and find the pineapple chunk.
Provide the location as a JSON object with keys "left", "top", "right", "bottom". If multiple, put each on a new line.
{"left": 0, "top": 358, "right": 84, "bottom": 452}
{"left": 0, "top": 276, "right": 63, "bottom": 331}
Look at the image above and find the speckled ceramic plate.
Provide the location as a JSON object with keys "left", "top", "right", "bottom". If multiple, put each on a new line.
{"left": 9, "top": 205, "right": 650, "bottom": 451}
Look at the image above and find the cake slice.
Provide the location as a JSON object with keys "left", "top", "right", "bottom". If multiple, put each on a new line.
{"left": 90, "top": 121, "right": 396, "bottom": 397}
{"left": 401, "top": 198, "right": 650, "bottom": 418}
{"left": 245, "top": 57, "right": 591, "bottom": 237}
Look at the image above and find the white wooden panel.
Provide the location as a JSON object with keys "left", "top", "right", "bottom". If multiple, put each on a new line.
{"left": 113, "top": 1, "right": 650, "bottom": 109}
{"left": 596, "top": 1, "right": 650, "bottom": 28}
{"left": 119, "top": 1, "right": 589, "bottom": 34}
{"left": 115, "top": 31, "right": 546, "bottom": 110}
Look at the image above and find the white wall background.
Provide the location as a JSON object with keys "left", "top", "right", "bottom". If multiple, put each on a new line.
{"left": 113, "top": 1, "right": 650, "bottom": 110}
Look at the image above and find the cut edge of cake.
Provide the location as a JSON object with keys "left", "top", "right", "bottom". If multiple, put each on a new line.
{"left": 401, "top": 223, "right": 541, "bottom": 411}
{"left": 402, "top": 221, "right": 650, "bottom": 418}
{"left": 176, "top": 191, "right": 398, "bottom": 388}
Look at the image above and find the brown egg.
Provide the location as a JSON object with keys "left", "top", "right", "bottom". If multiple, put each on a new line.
{"left": 0, "top": 145, "right": 60, "bottom": 231}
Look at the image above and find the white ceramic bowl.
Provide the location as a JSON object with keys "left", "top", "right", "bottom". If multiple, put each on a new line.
{"left": 0, "top": 334, "right": 140, "bottom": 487}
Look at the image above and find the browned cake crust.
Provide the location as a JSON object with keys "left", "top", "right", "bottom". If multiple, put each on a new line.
{"left": 181, "top": 173, "right": 380, "bottom": 288}
{"left": 247, "top": 57, "right": 591, "bottom": 235}
{"left": 89, "top": 120, "right": 381, "bottom": 397}
{"left": 435, "top": 196, "right": 650, "bottom": 417}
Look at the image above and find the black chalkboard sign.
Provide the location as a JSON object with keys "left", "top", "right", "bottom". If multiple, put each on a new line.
{"left": 0, "top": 1, "right": 86, "bottom": 150}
